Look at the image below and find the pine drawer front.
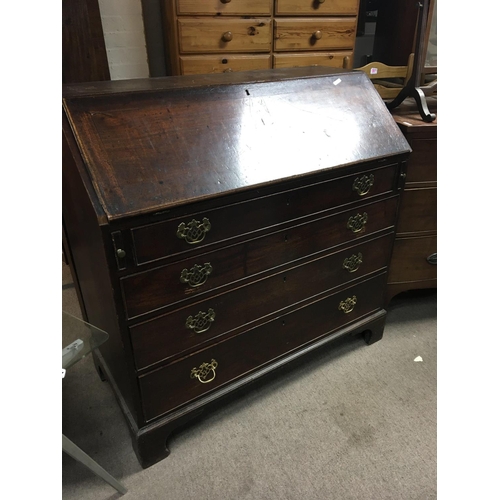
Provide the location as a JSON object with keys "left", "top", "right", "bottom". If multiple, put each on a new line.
{"left": 397, "top": 187, "right": 437, "bottom": 235}
{"left": 273, "top": 51, "right": 352, "bottom": 69}
{"left": 130, "top": 164, "right": 399, "bottom": 265}
{"left": 177, "top": 0, "right": 272, "bottom": 15}
{"left": 178, "top": 18, "right": 272, "bottom": 54}
{"left": 180, "top": 54, "right": 271, "bottom": 74}
{"left": 388, "top": 235, "right": 437, "bottom": 283}
{"left": 274, "top": 18, "right": 357, "bottom": 52}
{"left": 275, "top": 0, "right": 358, "bottom": 16}
{"left": 139, "top": 272, "right": 386, "bottom": 421}
{"left": 129, "top": 234, "right": 393, "bottom": 368}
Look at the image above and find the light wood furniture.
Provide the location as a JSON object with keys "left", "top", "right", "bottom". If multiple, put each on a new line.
{"left": 355, "top": 53, "right": 414, "bottom": 99}
{"left": 62, "top": 67, "right": 410, "bottom": 468}
{"left": 386, "top": 97, "right": 437, "bottom": 303}
{"left": 162, "top": 0, "right": 360, "bottom": 75}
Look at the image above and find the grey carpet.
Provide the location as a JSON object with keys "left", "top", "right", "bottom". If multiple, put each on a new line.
{"left": 62, "top": 262, "right": 436, "bottom": 500}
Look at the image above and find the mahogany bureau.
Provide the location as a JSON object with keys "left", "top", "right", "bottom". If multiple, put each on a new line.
{"left": 62, "top": 67, "right": 410, "bottom": 467}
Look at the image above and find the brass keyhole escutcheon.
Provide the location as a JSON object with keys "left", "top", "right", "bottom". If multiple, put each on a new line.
{"left": 347, "top": 212, "right": 368, "bottom": 233}
{"left": 190, "top": 359, "right": 218, "bottom": 384}
{"left": 339, "top": 296, "right": 357, "bottom": 314}
{"left": 185, "top": 308, "right": 216, "bottom": 334}
{"left": 352, "top": 174, "right": 375, "bottom": 196}
{"left": 180, "top": 263, "right": 213, "bottom": 288}
{"left": 177, "top": 217, "right": 211, "bottom": 244}
{"left": 342, "top": 253, "right": 363, "bottom": 273}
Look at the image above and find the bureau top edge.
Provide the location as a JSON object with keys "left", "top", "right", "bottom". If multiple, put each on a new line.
{"left": 62, "top": 67, "right": 350, "bottom": 100}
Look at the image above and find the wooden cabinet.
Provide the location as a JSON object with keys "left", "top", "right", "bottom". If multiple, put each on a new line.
{"left": 163, "top": 0, "right": 360, "bottom": 74}
{"left": 386, "top": 98, "right": 437, "bottom": 302}
{"left": 62, "top": 67, "right": 410, "bottom": 468}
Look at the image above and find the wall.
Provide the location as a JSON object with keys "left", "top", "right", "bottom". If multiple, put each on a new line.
{"left": 97, "top": 0, "right": 149, "bottom": 80}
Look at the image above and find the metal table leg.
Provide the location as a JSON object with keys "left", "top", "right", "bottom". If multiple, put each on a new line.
{"left": 62, "top": 434, "right": 127, "bottom": 495}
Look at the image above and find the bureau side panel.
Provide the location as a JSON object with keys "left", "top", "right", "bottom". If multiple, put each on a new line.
{"left": 62, "top": 116, "right": 142, "bottom": 425}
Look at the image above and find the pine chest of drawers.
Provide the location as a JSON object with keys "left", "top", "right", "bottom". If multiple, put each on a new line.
{"left": 62, "top": 67, "right": 410, "bottom": 467}
{"left": 163, "top": 0, "right": 359, "bottom": 75}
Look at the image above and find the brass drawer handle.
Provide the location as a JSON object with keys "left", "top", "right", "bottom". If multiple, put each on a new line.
{"left": 342, "top": 253, "right": 363, "bottom": 273}
{"left": 352, "top": 174, "right": 375, "bottom": 196}
{"left": 339, "top": 295, "right": 357, "bottom": 314}
{"left": 347, "top": 212, "right": 368, "bottom": 233}
{"left": 180, "top": 263, "right": 213, "bottom": 288}
{"left": 427, "top": 253, "right": 437, "bottom": 265}
{"left": 222, "top": 31, "right": 233, "bottom": 42}
{"left": 186, "top": 308, "right": 216, "bottom": 334}
{"left": 312, "top": 30, "right": 322, "bottom": 40}
{"left": 190, "top": 359, "right": 218, "bottom": 384}
{"left": 177, "top": 217, "right": 211, "bottom": 244}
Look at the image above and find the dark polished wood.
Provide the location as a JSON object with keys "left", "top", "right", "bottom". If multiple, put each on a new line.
{"left": 386, "top": 97, "right": 437, "bottom": 303}
{"left": 63, "top": 68, "right": 410, "bottom": 467}
{"left": 388, "top": 235, "right": 437, "bottom": 283}
{"left": 123, "top": 229, "right": 394, "bottom": 322}
{"left": 63, "top": 68, "right": 409, "bottom": 220}
{"left": 384, "top": 1, "right": 435, "bottom": 122}
{"left": 130, "top": 236, "right": 393, "bottom": 370}
{"left": 140, "top": 272, "right": 387, "bottom": 421}
{"left": 62, "top": 0, "right": 110, "bottom": 84}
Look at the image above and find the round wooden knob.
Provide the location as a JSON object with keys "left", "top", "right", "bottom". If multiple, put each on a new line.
{"left": 312, "top": 31, "right": 322, "bottom": 40}
{"left": 222, "top": 31, "right": 233, "bottom": 42}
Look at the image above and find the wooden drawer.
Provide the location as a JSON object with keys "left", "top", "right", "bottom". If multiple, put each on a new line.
{"left": 397, "top": 187, "right": 436, "bottom": 235}
{"left": 139, "top": 272, "right": 386, "bottom": 420}
{"left": 180, "top": 54, "right": 271, "bottom": 74}
{"left": 406, "top": 138, "right": 437, "bottom": 184}
{"left": 131, "top": 163, "right": 399, "bottom": 265}
{"left": 273, "top": 51, "right": 352, "bottom": 69}
{"left": 274, "top": 18, "right": 356, "bottom": 52}
{"left": 275, "top": 0, "right": 358, "bottom": 16}
{"left": 178, "top": 18, "right": 272, "bottom": 53}
{"left": 124, "top": 204, "right": 396, "bottom": 319}
{"left": 177, "top": 0, "right": 272, "bottom": 15}
{"left": 388, "top": 235, "right": 436, "bottom": 283}
{"left": 129, "top": 233, "right": 393, "bottom": 369}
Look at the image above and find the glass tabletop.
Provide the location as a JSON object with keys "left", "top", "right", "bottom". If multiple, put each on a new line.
{"left": 62, "top": 311, "right": 109, "bottom": 370}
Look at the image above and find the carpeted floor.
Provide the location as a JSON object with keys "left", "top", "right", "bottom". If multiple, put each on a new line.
{"left": 62, "top": 262, "right": 437, "bottom": 500}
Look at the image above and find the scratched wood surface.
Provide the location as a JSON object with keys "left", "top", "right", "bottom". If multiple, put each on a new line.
{"left": 63, "top": 68, "right": 410, "bottom": 220}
